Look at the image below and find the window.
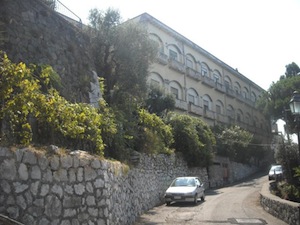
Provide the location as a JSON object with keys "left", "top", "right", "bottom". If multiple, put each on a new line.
{"left": 236, "top": 109, "right": 243, "bottom": 122}
{"left": 216, "top": 100, "right": 223, "bottom": 114}
{"left": 169, "top": 49, "right": 178, "bottom": 61}
{"left": 251, "top": 92, "right": 256, "bottom": 102}
{"left": 187, "top": 88, "right": 198, "bottom": 105}
{"left": 242, "top": 87, "right": 249, "bottom": 99}
{"left": 234, "top": 82, "right": 241, "bottom": 95}
{"left": 216, "top": 105, "right": 221, "bottom": 114}
{"left": 213, "top": 70, "right": 221, "bottom": 84}
{"left": 150, "top": 79, "right": 160, "bottom": 87}
{"left": 186, "top": 57, "right": 193, "bottom": 68}
{"left": 201, "top": 63, "right": 208, "bottom": 76}
{"left": 246, "top": 113, "right": 252, "bottom": 125}
{"left": 203, "top": 95, "right": 212, "bottom": 111}
{"left": 224, "top": 76, "right": 231, "bottom": 89}
{"left": 171, "top": 87, "right": 179, "bottom": 99}
{"left": 227, "top": 105, "right": 234, "bottom": 118}
{"left": 237, "top": 113, "right": 241, "bottom": 122}
{"left": 203, "top": 100, "right": 209, "bottom": 113}
{"left": 149, "top": 33, "right": 164, "bottom": 53}
{"left": 188, "top": 94, "right": 195, "bottom": 104}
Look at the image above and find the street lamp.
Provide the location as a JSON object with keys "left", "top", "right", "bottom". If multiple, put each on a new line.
{"left": 289, "top": 91, "right": 300, "bottom": 160}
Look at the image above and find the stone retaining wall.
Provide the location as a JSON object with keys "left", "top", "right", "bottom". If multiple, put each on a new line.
{"left": 0, "top": 147, "right": 208, "bottom": 225}
{"left": 0, "top": 0, "right": 99, "bottom": 103}
{"left": 260, "top": 181, "right": 299, "bottom": 225}
{"left": 0, "top": 147, "right": 259, "bottom": 225}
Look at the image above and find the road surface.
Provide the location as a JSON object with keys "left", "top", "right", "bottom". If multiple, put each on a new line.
{"left": 134, "top": 173, "right": 288, "bottom": 225}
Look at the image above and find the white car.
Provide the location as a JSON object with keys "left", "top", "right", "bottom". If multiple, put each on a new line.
{"left": 164, "top": 176, "right": 205, "bottom": 205}
{"left": 268, "top": 165, "right": 283, "bottom": 180}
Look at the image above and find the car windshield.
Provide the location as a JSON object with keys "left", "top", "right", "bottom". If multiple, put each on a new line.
{"left": 171, "top": 178, "right": 196, "bottom": 187}
{"left": 270, "top": 166, "right": 282, "bottom": 172}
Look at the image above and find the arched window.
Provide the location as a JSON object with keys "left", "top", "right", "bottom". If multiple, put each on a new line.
{"left": 149, "top": 33, "right": 164, "bottom": 53}
{"left": 203, "top": 94, "right": 213, "bottom": 111}
{"left": 213, "top": 70, "right": 222, "bottom": 84}
{"left": 245, "top": 113, "right": 251, "bottom": 125}
{"left": 187, "top": 88, "right": 199, "bottom": 105}
{"left": 242, "top": 87, "right": 249, "bottom": 99}
{"left": 168, "top": 45, "right": 182, "bottom": 62}
{"left": 148, "top": 72, "right": 164, "bottom": 88}
{"left": 186, "top": 54, "right": 196, "bottom": 70}
{"left": 236, "top": 109, "right": 243, "bottom": 122}
{"left": 234, "top": 82, "right": 241, "bottom": 95}
{"left": 201, "top": 62, "right": 209, "bottom": 77}
{"left": 216, "top": 100, "right": 224, "bottom": 114}
{"left": 224, "top": 76, "right": 232, "bottom": 89}
{"left": 251, "top": 91, "right": 257, "bottom": 102}
{"left": 227, "top": 105, "right": 235, "bottom": 118}
{"left": 169, "top": 81, "right": 182, "bottom": 100}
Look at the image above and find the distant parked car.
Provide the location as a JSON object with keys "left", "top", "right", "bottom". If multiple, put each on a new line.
{"left": 268, "top": 165, "right": 283, "bottom": 180}
{"left": 164, "top": 176, "right": 205, "bottom": 206}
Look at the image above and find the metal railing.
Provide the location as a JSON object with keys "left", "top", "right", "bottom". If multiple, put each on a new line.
{"left": 53, "top": 0, "right": 82, "bottom": 26}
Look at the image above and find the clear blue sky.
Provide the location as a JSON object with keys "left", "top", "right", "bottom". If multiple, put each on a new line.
{"left": 58, "top": 0, "right": 300, "bottom": 91}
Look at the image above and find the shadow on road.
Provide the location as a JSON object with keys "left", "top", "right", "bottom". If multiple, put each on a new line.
{"left": 165, "top": 200, "right": 205, "bottom": 207}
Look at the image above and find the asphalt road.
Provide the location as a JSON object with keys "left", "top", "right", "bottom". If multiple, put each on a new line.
{"left": 134, "top": 173, "right": 288, "bottom": 225}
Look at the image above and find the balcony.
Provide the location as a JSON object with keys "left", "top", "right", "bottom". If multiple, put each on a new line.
{"left": 215, "top": 113, "right": 227, "bottom": 123}
{"left": 225, "top": 87, "right": 235, "bottom": 98}
{"left": 202, "top": 76, "right": 215, "bottom": 88}
{"left": 186, "top": 67, "right": 201, "bottom": 81}
{"left": 175, "top": 99, "right": 188, "bottom": 110}
{"left": 203, "top": 109, "right": 215, "bottom": 120}
{"left": 235, "top": 93, "right": 245, "bottom": 102}
{"left": 188, "top": 103, "right": 203, "bottom": 116}
{"left": 169, "top": 59, "right": 185, "bottom": 74}
{"left": 156, "top": 51, "right": 168, "bottom": 65}
{"left": 244, "top": 98, "right": 255, "bottom": 107}
{"left": 215, "top": 82, "right": 225, "bottom": 93}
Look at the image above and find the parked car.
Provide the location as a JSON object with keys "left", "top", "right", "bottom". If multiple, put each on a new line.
{"left": 164, "top": 176, "right": 205, "bottom": 205}
{"left": 268, "top": 165, "right": 283, "bottom": 180}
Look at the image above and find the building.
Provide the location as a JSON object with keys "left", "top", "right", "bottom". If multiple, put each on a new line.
{"left": 132, "top": 13, "right": 271, "bottom": 143}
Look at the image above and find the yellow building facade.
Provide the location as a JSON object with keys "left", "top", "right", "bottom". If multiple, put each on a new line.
{"left": 132, "top": 13, "right": 271, "bottom": 143}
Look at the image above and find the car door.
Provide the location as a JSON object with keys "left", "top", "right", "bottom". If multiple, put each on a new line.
{"left": 195, "top": 178, "right": 203, "bottom": 196}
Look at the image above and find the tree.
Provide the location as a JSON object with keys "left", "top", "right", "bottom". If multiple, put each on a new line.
{"left": 166, "top": 113, "right": 215, "bottom": 167}
{"left": 217, "top": 126, "right": 253, "bottom": 163}
{"left": 257, "top": 62, "right": 300, "bottom": 125}
{"left": 285, "top": 62, "right": 300, "bottom": 78}
{"left": 145, "top": 85, "right": 175, "bottom": 117}
{"left": 87, "top": 8, "right": 157, "bottom": 107}
{"left": 87, "top": 9, "right": 158, "bottom": 160}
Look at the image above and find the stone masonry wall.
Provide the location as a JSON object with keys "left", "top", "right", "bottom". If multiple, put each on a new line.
{"left": 0, "top": 147, "right": 259, "bottom": 225}
{"left": 0, "top": 147, "right": 208, "bottom": 225}
{"left": 0, "top": 0, "right": 99, "bottom": 103}
{"left": 260, "top": 182, "right": 299, "bottom": 225}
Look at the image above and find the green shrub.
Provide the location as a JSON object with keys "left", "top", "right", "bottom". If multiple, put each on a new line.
{"left": 137, "top": 108, "right": 174, "bottom": 154}
{"left": 0, "top": 52, "right": 116, "bottom": 155}
{"left": 166, "top": 113, "right": 215, "bottom": 167}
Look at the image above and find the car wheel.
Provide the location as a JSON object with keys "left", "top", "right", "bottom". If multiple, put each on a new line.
{"left": 201, "top": 193, "right": 205, "bottom": 201}
{"left": 194, "top": 194, "right": 198, "bottom": 205}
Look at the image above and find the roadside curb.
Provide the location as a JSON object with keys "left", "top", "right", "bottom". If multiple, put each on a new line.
{"left": 260, "top": 181, "right": 299, "bottom": 225}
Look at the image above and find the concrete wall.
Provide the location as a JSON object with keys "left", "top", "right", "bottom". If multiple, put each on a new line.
{"left": 0, "top": 147, "right": 259, "bottom": 225}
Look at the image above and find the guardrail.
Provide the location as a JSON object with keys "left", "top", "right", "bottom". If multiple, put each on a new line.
{"left": 53, "top": 0, "right": 82, "bottom": 25}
